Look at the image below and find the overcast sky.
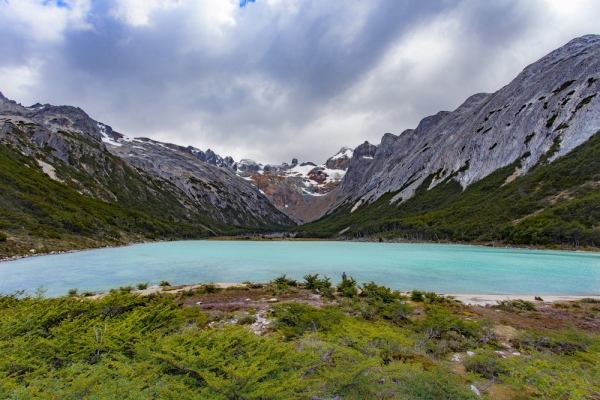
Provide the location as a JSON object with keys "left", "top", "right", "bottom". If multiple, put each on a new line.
{"left": 1, "top": 0, "right": 600, "bottom": 164}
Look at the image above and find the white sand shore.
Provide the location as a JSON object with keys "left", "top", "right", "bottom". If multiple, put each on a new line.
{"left": 447, "top": 293, "right": 600, "bottom": 306}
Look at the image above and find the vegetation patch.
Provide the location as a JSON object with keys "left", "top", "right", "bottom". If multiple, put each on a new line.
{"left": 2, "top": 280, "right": 595, "bottom": 398}
{"left": 552, "top": 79, "right": 576, "bottom": 94}
{"left": 574, "top": 93, "right": 597, "bottom": 113}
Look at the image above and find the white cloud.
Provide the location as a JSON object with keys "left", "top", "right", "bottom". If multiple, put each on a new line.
{"left": 0, "top": 0, "right": 92, "bottom": 42}
{"left": 0, "top": 63, "right": 42, "bottom": 102}
{"left": 3, "top": 0, "right": 600, "bottom": 165}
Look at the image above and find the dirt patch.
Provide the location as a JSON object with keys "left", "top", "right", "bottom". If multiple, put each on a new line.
{"left": 179, "top": 286, "right": 330, "bottom": 313}
{"left": 464, "top": 301, "right": 600, "bottom": 332}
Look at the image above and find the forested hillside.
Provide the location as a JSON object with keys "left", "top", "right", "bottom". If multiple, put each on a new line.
{"left": 299, "top": 130, "right": 600, "bottom": 248}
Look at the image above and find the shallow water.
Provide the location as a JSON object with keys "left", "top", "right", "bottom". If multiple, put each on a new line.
{"left": 1, "top": 241, "right": 599, "bottom": 297}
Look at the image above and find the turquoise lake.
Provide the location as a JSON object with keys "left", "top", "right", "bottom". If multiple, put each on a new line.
{"left": 1, "top": 241, "right": 599, "bottom": 297}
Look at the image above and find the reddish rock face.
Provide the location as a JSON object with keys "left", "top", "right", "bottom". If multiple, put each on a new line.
{"left": 307, "top": 167, "right": 328, "bottom": 184}
{"left": 249, "top": 173, "right": 304, "bottom": 209}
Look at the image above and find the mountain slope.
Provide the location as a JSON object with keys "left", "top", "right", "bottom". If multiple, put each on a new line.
{"left": 331, "top": 35, "right": 600, "bottom": 210}
{"left": 0, "top": 95, "right": 294, "bottom": 258}
{"left": 299, "top": 35, "right": 600, "bottom": 247}
{"left": 300, "top": 129, "right": 600, "bottom": 247}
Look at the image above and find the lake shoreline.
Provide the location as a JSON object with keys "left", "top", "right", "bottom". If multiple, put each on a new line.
{"left": 2, "top": 235, "right": 599, "bottom": 263}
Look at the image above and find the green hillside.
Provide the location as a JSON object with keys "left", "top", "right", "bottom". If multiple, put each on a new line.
{"left": 299, "top": 131, "right": 600, "bottom": 248}
{"left": 0, "top": 135, "right": 285, "bottom": 258}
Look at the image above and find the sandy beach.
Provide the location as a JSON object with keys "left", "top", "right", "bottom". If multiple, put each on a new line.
{"left": 447, "top": 293, "right": 600, "bottom": 306}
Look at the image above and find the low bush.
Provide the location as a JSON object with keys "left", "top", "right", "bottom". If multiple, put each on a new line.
{"left": 337, "top": 276, "right": 358, "bottom": 298}
{"left": 411, "top": 290, "right": 425, "bottom": 302}
{"left": 136, "top": 282, "right": 149, "bottom": 290}
{"left": 413, "top": 305, "right": 482, "bottom": 346}
{"left": 273, "top": 274, "right": 298, "bottom": 287}
{"left": 361, "top": 281, "right": 404, "bottom": 303}
{"left": 393, "top": 368, "right": 480, "bottom": 399}
{"left": 200, "top": 283, "right": 221, "bottom": 294}
{"left": 237, "top": 314, "right": 257, "bottom": 325}
{"left": 464, "top": 351, "right": 508, "bottom": 379}
{"left": 159, "top": 280, "right": 171, "bottom": 287}
{"left": 271, "top": 303, "right": 345, "bottom": 339}
{"left": 243, "top": 281, "right": 264, "bottom": 289}
{"left": 513, "top": 328, "right": 595, "bottom": 355}
{"left": 0, "top": 231, "right": 6, "bottom": 241}
{"left": 495, "top": 299, "right": 536, "bottom": 312}
{"left": 67, "top": 288, "right": 78, "bottom": 297}
{"left": 303, "top": 274, "right": 332, "bottom": 291}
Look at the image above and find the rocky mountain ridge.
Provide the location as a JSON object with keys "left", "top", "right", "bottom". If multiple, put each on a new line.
{"left": 0, "top": 93, "right": 293, "bottom": 231}
{"left": 95, "top": 116, "right": 353, "bottom": 223}
{"left": 329, "top": 35, "right": 600, "bottom": 213}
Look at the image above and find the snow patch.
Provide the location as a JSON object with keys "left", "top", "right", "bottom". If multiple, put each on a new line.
{"left": 331, "top": 147, "right": 353, "bottom": 160}
{"left": 98, "top": 123, "right": 123, "bottom": 147}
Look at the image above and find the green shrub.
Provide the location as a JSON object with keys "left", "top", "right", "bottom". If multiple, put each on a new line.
{"left": 393, "top": 368, "right": 479, "bottom": 399}
{"left": 495, "top": 299, "right": 536, "bottom": 312}
{"left": 303, "top": 274, "right": 332, "bottom": 290}
{"left": 414, "top": 305, "right": 482, "bottom": 340}
{"left": 360, "top": 281, "right": 404, "bottom": 303}
{"left": 0, "top": 231, "right": 6, "bottom": 241}
{"left": 200, "top": 283, "right": 221, "bottom": 294}
{"left": 464, "top": 351, "right": 508, "bottom": 379}
{"left": 237, "top": 314, "right": 257, "bottom": 325}
{"left": 411, "top": 290, "right": 425, "bottom": 302}
{"left": 381, "top": 300, "right": 413, "bottom": 322}
{"left": 273, "top": 274, "right": 298, "bottom": 287}
{"left": 136, "top": 282, "right": 149, "bottom": 290}
{"left": 67, "top": 288, "right": 78, "bottom": 297}
{"left": 271, "top": 303, "right": 345, "bottom": 339}
{"left": 159, "top": 280, "right": 171, "bottom": 287}
{"left": 243, "top": 281, "right": 264, "bottom": 289}
{"left": 118, "top": 285, "right": 133, "bottom": 293}
{"left": 336, "top": 276, "right": 358, "bottom": 298}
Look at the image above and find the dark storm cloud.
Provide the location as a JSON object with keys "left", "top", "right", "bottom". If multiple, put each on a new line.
{"left": 1, "top": 0, "right": 600, "bottom": 164}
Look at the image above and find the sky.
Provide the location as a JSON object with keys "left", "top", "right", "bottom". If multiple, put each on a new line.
{"left": 1, "top": 1, "right": 600, "bottom": 165}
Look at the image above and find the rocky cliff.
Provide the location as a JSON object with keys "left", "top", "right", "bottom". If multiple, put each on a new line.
{"left": 332, "top": 35, "right": 600, "bottom": 212}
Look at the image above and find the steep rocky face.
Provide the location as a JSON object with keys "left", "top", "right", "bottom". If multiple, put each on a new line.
{"left": 333, "top": 35, "right": 600, "bottom": 210}
{"left": 0, "top": 94, "right": 294, "bottom": 228}
{"left": 325, "top": 147, "right": 353, "bottom": 170}
{"left": 106, "top": 138, "right": 292, "bottom": 226}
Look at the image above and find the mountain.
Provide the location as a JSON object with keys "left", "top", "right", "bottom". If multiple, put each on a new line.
{"left": 0, "top": 94, "right": 293, "bottom": 257}
{"left": 97, "top": 120, "right": 352, "bottom": 223}
{"left": 299, "top": 35, "right": 600, "bottom": 248}
{"left": 235, "top": 148, "right": 353, "bottom": 223}
{"left": 2, "top": 35, "right": 599, "bottom": 254}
